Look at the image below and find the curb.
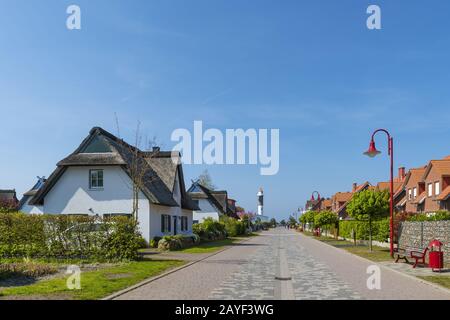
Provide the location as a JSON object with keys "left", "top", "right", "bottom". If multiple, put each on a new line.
{"left": 102, "top": 236, "right": 255, "bottom": 300}
{"left": 299, "top": 232, "right": 450, "bottom": 297}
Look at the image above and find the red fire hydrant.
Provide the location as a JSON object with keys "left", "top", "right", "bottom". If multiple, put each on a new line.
{"left": 428, "top": 239, "right": 444, "bottom": 272}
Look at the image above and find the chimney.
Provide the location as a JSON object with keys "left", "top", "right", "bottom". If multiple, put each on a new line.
{"left": 352, "top": 183, "right": 358, "bottom": 192}
{"left": 398, "top": 167, "right": 406, "bottom": 182}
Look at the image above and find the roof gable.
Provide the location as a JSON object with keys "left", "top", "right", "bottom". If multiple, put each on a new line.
{"left": 80, "top": 135, "right": 112, "bottom": 153}
{"left": 422, "top": 159, "right": 450, "bottom": 181}
{"left": 188, "top": 181, "right": 228, "bottom": 214}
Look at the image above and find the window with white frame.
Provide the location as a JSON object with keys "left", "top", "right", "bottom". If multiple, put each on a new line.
{"left": 408, "top": 189, "right": 412, "bottom": 200}
{"left": 435, "top": 181, "right": 440, "bottom": 196}
{"left": 89, "top": 169, "right": 104, "bottom": 189}
{"left": 428, "top": 183, "right": 433, "bottom": 197}
{"left": 413, "top": 187, "right": 417, "bottom": 199}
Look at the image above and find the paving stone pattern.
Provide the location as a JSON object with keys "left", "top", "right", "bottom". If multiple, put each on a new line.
{"left": 210, "top": 231, "right": 361, "bottom": 300}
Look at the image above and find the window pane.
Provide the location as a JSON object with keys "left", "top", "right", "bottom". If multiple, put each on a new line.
{"left": 90, "top": 170, "right": 104, "bottom": 188}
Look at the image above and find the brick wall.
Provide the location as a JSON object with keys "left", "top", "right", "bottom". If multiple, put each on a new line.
{"left": 398, "top": 221, "right": 450, "bottom": 263}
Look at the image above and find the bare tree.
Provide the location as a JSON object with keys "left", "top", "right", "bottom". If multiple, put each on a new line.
{"left": 197, "top": 169, "right": 216, "bottom": 190}
{"left": 116, "top": 119, "right": 159, "bottom": 222}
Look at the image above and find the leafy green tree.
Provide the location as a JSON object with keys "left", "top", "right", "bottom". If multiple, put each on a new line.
{"left": 288, "top": 215, "right": 297, "bottom": 227}
{"left": 300, "top": 211, "right": 317, "bottom": 230}
{"left": 314, "top": 211, "right": 338, "bottom": 236}
{"left": 347, "top": 189, "right": 389, "bottom": 252}
{"left": 269, "top": 218, "right": 277, "bottom": 228}
{"left": 280, "top": 219, "right": 286, "bottom": 226}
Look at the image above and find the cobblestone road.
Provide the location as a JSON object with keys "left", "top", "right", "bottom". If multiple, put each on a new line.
{"left": 115, "top": 228, "right": 450, "bottom": 300}
{"left": 210, "top": 230, "right": 361, "bottom": 300}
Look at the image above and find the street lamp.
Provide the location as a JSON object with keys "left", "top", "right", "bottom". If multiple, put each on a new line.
{"left": 363, "top": 129, "right": 394, "bottom": 257}
{"left": 310, "top": 191, "right": 321, "bottom": 202}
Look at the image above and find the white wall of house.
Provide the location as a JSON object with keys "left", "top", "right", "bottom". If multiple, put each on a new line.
{"left": 149, "top": 204, "right": 193, "bottom": 238}
{"left": 193, "top": 198, "right": 221, "bottom": 223}
{"left": 19, "top": 197, "right": 44, "bottom": 215}
{"left": 42, "top": 166, "right": 151, "bottom": 242}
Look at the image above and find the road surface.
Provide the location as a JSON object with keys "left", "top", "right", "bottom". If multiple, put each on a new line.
{"left": 115, "top": 228, "right": 450, "bottom": 300}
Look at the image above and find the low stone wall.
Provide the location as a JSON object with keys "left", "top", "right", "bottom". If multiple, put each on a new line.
{"left": 398, "top": 221, "right": 450, "bottom": 263}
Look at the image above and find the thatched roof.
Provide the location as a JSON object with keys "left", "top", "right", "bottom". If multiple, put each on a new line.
{"left": 188, "top": 181, "right": 238, "bottom": 218}
{"left": 29, "top": 127, "right": 199, "bottom": 210}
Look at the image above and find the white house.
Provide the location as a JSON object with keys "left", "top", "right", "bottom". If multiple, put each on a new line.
{"left": 18, "top": 176, "right": 46, "bottom": 214}
{"left": 25, "top": 127, "right": 199, "bottom": 243}
{"left": 187, "top": 181, "right": 238, "bottom": 223}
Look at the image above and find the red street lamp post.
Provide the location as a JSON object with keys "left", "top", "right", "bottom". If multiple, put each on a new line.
{"left": 363, "top": 129, "right": 394, "bottom": 257}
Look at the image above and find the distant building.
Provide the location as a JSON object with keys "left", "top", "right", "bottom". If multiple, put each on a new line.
{"left": 18, "top": 177, "right": 46, "bottom": 214}
{"left": 188, "top": 180, "right": 238, "bottom": 223}
{"left": 0, "top": 189, "right": 18, "bottom": 209}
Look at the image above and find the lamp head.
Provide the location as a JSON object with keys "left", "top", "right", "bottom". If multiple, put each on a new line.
{"left": 363, "top": 139, "right": 381, "bottom": 158}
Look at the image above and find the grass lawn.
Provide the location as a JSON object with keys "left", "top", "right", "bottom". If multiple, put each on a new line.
{"left": 304, "top": 233, "right": 394, "bottom": 262}
{"left": 176, "top": 238, "right": 236, "bottom": 254}
{"left": 0, "top": 259, "right": 184, "bottom": 300}
{"left": 171, "top": 233, "right": 259, "bottom": 254}
{"left": 418, "top": 276, "right": 450, "bottom": 290}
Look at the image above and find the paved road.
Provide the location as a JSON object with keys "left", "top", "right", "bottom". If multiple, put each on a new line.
{"left": 115, "top": 228, "right": 450, "bottom": 300}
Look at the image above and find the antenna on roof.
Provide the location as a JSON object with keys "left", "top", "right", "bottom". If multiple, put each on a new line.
{"left": 114, "top": 112, "right": 121, "bottom": 138}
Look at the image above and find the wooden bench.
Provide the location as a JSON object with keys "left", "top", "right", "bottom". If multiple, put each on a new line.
{"left": 394, "top": 246, "right": 429, "bottom": 268}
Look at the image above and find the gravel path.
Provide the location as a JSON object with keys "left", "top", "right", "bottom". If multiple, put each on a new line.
{"left": 114, "top": 228, "right": 450, "bottom": 300}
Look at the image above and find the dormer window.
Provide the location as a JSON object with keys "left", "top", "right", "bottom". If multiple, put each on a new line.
{"left": 89, "top": 170, "right": 104, "bottom": 189}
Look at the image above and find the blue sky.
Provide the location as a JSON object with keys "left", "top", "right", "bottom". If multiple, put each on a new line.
{"left": 0, "top": 0, "right": 449, "bottom": 221}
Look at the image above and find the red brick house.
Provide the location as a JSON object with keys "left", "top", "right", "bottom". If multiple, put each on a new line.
{"left": 421, "top": 156, "right": 450, "bottom": 212}
{"left": 376, "top": 167, "right": 407, "bottom": 213}
{"left": 403, "top": 166, "right": 428, "bottom": 213}
{"left": 331, "top": 182, "right": 371, "bottom": 219}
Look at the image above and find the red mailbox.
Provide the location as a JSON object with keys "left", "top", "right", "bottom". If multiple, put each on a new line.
{"left": 428, "top": 239, "right": 444, "bottom": 272}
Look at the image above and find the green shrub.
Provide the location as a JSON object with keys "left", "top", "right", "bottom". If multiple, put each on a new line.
{"left": 0, "top": 213, "right": 142, "bottom": 261}
{"left": 158, "top": 234, "right": 198, "bottom": 251}
{"left": 339, "top": 218, "right": 390, "bottom": 242}
{"left": 193, "top": 218, "right": 227, "bottom": 241}
{"left": 102, "top": 217, "right": 143, "bottom": 261}
{"left": 407, "top": 211, "right": 450, "bottom": 222}
{"left": 150, "top": 236, "right": 162, "bottom": 248}
{"left": 220, "top": 216, "right": 247, "bottom": 237}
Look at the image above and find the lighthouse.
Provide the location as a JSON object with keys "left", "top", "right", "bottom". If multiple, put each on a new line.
{"left": 257, "top": 188, "right": 264, "bottom": 216}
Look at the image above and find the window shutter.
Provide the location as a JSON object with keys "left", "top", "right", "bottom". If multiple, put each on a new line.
{"left": 168, "top": 216, "right": 171, "bottom": 232}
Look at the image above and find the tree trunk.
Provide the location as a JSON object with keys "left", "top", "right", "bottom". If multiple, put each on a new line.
{"left": 369, "top": 217, "right": 373, "bottom": 252}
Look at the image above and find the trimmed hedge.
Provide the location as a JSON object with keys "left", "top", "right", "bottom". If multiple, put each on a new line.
{"left": 0, "top": 213, "right": 143, "bottom": 261}
{"left": 407, "top": 211, "right": 450, "bottom": 222}
{"left": 193, "top": 218, "right": 227, "bottom": 241}
{"left": 339, "top": 218, "right": 390, "bottom": 242}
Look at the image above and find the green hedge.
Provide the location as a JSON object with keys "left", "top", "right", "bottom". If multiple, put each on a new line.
{"left": 220, "top": 216, "right": 247, "bottom": 237}
{"left": 0, "top": 213, "right": 143, "bottom": 261}
{"left": 339, "top": 218, "right": 390, "bottom": 242}
{"left": 193, "top": 217, "right": 227, "bottom": 241}
{"left": 407, "top": 211, "right": 450, "bottom": 222}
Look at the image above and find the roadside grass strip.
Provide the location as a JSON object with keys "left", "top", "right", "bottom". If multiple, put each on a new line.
{"left": 0, "top": 259, "right": 184, "bottom": 300}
